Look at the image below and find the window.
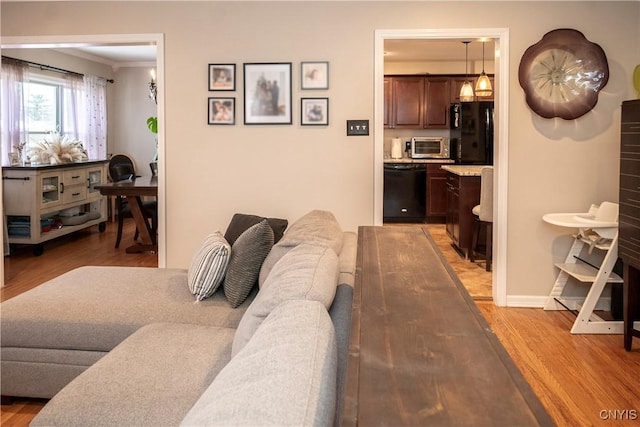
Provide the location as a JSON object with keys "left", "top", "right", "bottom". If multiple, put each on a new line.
{"left": 25, "top": 79, "right": 62, "bottom": 142}
{"left": 1, "top": 63, "right": 107, "bottom": 163}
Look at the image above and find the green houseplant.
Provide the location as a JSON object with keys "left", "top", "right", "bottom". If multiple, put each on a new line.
{"left": 147, "top": 116, "right": 158, "bottom": 164}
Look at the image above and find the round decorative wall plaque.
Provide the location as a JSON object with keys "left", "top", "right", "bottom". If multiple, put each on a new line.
{"left": 518, "top": 28, "right": 609, "bottom": 120}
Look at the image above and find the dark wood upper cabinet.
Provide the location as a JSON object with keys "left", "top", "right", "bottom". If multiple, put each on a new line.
{"left": 425, "top": 77, "right": 450, "bottom": 129}
{"left": 383, "top": 77, "right": 392, "bottom": 128}
{"left": 385, "top": 74, "right": 493, "bottom": 130}
{"left": 386, "top": 76, "right": 425, "bottom": 129}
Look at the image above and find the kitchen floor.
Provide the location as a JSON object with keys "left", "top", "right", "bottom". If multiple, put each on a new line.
{"left": 385, "top": 223, "right": 493, "bottom": 300}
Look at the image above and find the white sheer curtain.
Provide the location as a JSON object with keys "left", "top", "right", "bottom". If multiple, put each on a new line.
{"left": 62, "top": 73, "right": 84, "bottom": 141}
{"left": 82, "top": 75, "right": 107, "bottom": 160}
{"left": 0, "top": 59, "right": 29, "bottom": 165}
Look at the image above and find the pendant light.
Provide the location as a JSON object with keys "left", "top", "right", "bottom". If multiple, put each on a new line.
{"left": 460, "top": 41, "right": 474, "bottom": 102}
{"left": 475, "top": 40, "right": 493, "bottom": 97}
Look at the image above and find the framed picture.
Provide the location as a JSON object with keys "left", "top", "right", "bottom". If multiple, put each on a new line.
{"left": 243, "top": 63, "right": 292, "bottom": 125}
{"left": 301, "top": 98, "right": 329, "bottom": 126}
{"left": 208, "top": 64, "right": 236, "bottom": 91}
{"left": 8, "top": 152, "right": 20, "bottom": 166}
{"left": 301, "top": 61, "right": 329, "bottom": 90}
{"left": 208, "top": 97, "right": 235, "bottom": 125}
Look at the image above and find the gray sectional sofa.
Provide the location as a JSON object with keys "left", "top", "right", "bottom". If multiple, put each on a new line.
{"left": 1, "top": 210, "right": 357, "bottom": 426}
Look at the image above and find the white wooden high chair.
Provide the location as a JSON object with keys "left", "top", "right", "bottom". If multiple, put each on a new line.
{"left": 542, "top": 202, "right": 636, "bottom": 334}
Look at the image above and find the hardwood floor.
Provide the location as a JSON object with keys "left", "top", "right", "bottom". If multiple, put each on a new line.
{"left": 2, "top": 221, "right": 640, "bottom": 426}
{"left": 427, "top": 223, "right": 640, "bottom": 426}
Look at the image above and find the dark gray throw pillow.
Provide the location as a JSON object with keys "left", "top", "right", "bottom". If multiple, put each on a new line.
{"left": 224, "top": 213, "right": 287, "bottom": 246}
{"left": 223, "top": 219, "right": 275, "bottom": 308}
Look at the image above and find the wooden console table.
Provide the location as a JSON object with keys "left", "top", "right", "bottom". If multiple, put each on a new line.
{"left": 340, "top": 226, "right": 553, "bottom": 426}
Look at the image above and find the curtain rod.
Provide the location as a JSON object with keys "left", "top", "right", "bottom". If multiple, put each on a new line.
{"left": 1, "top": 56, "right": 115, "bottom": 83}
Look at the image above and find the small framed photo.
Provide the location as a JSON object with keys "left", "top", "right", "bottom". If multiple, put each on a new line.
{"left": 8, "top": 152, "right": 20, "bottom": 166}
{"left": 244, "top": 62, "right": 292, "bottom": 125}
{"left": 301, "top": 98, "right": 329, "bottom": 126}
{"left": 208, "top": 97, "right": 235, "bottom": 125}
{"left": 301, "top": 61, "right": 329, "bottom": 90}
{"left": 208, "top": 64, "right": 236, "bottom": 91}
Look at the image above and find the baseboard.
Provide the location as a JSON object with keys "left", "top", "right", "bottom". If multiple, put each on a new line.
{"left": 506, "top": 295, "right": 548, "bottom": 308}
{"left": 507, "top": 295, "right": 612, "bottom": 310}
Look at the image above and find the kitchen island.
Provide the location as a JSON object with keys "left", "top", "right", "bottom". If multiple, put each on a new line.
{"left": 441, "top": 165, "right": 486, "bottom": 257}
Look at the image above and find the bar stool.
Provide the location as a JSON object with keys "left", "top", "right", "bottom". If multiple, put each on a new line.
{"left": 469, "top": 166, "right": 493, "bottom": 271}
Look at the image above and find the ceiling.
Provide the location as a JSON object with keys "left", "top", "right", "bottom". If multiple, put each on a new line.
{"left": 53, "top": 44, "right": 157, "bottom": 68}
{"left": 50, "top": 39, "right": 492, "bottom": 68}
{"left": 384, "top": 39, "right": 495, "bottom": 62}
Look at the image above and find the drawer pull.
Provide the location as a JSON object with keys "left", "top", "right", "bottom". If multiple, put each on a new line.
{"left": 72, "top": 192, "right": 81, "bottom": 196}
{"left": 2, "top": 176, "right": 30, "bottom": 181}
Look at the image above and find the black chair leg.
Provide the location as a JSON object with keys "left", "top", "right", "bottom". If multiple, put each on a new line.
{"left": 486, "top": 222, "right": 493, "bottom": 272}
{"left": 115, "top": 196, "right": 124, "bottom": 249}
{"left": 469, "top": 216, "right": 480, "bottom": 262}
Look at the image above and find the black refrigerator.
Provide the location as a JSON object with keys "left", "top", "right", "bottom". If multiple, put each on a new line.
{"left": 450, "top": 101, "right": 494, "bottom": 165}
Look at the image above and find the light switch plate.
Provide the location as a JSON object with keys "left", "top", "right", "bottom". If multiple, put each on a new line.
{"left": 346, "top": 120, "right": 369, "bottom": 136}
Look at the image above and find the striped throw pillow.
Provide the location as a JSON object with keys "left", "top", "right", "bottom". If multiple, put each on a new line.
{"left": 188, "top": 232, "right": 231, "bottom": 301}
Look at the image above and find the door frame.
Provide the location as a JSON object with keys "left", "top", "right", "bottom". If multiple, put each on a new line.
{"left": 374, "top": 28, "right": 509, "bottom": 306}
{"left": 0, "top": 33, "right": 166, "bottom": 279}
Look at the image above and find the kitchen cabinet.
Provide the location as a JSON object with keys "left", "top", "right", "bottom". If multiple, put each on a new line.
{"left": 385, "top": 74, "right": 492, "bottom": 130}
{"left": 385, "top": 76, "right": 425, "bottom": 129}
{"left": 383, "top": 77, "right": 392, "bottom": 128}
{"left": 426, "top": 163, "right": 448, "bottom": 221}
{"left": 445, "top": 171, "right": 481, "bottom": 257}
{"left": 3, "top": 161, "right": 108, "bottom": 255}
{"left": 424, "top": 77, "right": 450, "bottom": 129}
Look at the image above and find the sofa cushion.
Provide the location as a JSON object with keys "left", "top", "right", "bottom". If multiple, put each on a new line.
{"left": 188, "top": 232, "right": 231, "bottom": 301}
{"left": 180, "top": 300, "right": 337, "bottom": 427}
{"left": 224, "top": 213, "right": 288, "bottom": 245}
{"left": 232, "top": 244, "right": 338, "bottom": 356}
{"left": 223, "top": 219, "right": 274, "bottom": 308}
{"left": 0, "top": 266, "right": 253, "bottom": 353}
{"left": 259, "top": 210, "right": 343, "bottom": 287}
{"left": 31, "top": 323, "right": 236, "bottom": 427}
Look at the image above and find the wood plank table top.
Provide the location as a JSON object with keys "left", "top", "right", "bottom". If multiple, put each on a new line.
{"left": 340, "top": 226, "right": 554, "bottom": 426}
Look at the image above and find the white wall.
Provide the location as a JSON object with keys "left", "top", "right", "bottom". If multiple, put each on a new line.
{"left": 111, "top": 67, "right": 158, "bottom": 171}
{"left": 2, "top": 1, "right": 638, "bottom": 303}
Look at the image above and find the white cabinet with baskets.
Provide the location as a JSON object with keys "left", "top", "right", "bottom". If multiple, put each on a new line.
{"left": 2, "top": 161, "right": 108, "bottom": 255}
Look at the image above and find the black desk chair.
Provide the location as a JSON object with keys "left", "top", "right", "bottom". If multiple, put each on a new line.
{"left": 108, "top": 154, "right": 158, "bottom": 248}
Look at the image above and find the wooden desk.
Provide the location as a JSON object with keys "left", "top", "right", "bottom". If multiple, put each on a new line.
{"left": 95, "top": 176, "right": 157, "bottom": 253}
{"left": 341, "top": 226, "right": 553, "bottom": 426}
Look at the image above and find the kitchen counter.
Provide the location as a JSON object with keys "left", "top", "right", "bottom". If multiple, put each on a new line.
{"left": 441, "top": 165, "right": 489, "bottom": 176}
{"left": 384, "top": 157, "right": 455, "bottom": 164}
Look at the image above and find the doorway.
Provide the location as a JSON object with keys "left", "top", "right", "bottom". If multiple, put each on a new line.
{"left": 0, "top": 34, "right": 166, "bottom": 287}
{"left": 374, "top": 28, "right": 509, "bottom": 306}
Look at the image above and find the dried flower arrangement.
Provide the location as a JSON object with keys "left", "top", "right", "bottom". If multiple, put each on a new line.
{"left": 26, "top": 132, "right": 88, "bottom": 164}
